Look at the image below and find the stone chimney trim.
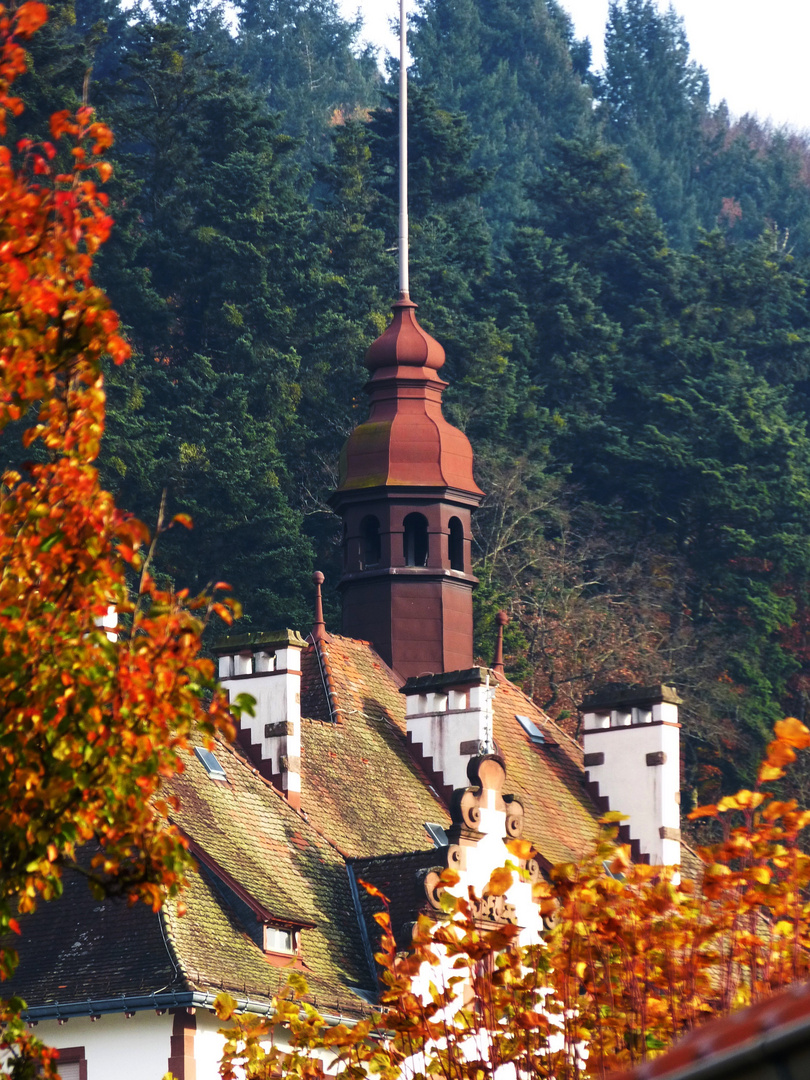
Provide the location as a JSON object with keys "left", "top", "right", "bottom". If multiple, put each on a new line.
{"left": 400, "top": 667, "right": 489, "bottom": 695}
{"left": 212, "top": 628, "right": 307, "bottom": 654}
{"left": 581, "top": 683, "right": 683, "bottom": 711}
{"left": 587, "top": 719, "right": 681, "bottom": 733}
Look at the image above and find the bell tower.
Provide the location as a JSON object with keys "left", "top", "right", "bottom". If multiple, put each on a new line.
{"left": 329, "top": 298, "right": 483, "bottom": 679}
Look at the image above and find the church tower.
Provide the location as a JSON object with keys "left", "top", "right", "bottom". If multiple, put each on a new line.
{"left": 329, "top": 298, "right": 483, "bottom": 679}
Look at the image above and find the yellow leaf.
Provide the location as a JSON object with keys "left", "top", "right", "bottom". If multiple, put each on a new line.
{"left": 488, "top": 867, "right": 514, "bottom": 896}
{"left": 758, "top": 762, "right": 785, "bottom": 783}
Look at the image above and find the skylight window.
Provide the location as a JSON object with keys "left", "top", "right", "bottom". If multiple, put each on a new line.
{"left": 424, "top": 822, "right": 448, "bottom": 848}
{"left": 194, "top": 746, "right": 227, "bottom": 782}
{"left": 516, "top": 714, "right": 545, "bottom": 745}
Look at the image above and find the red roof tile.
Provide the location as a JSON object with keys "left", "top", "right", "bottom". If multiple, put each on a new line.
{"left": 300, "top": 635, "right": 601, "bottom": 866}
{"left": 610, "top": 980, "right": 810, "bottom": 1080}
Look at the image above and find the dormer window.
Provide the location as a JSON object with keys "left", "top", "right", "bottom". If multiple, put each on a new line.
{"left": 263, "top": 924, "right": 298, "bottom": 956}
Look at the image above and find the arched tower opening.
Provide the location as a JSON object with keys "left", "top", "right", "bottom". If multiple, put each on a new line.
{"left": 403, "top": 513, "right": 429, "bottom": 567}
{"left": 448, "top": 517, "right": 464, "bottom": 572}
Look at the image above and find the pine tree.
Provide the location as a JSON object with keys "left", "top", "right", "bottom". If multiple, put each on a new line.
{"left": 597, "top": 0, "right": 710, "bottom": 247}
{"left": 95, "top": 15, "right": 319, "bottom": 628}
{"left": 410, "top": 0, "right": 595, "bottom": 241}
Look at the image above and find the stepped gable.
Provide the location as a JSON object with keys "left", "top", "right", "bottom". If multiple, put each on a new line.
{"left": 299, "top": 636, "right": 451, "bottom": 858}
{"left": 301, "top": 634, "right": 600, "bottom": 867}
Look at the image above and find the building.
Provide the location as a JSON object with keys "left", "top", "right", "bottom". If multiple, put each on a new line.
{"left": 7, "top": 298, "right": 683, "bottom": 1079}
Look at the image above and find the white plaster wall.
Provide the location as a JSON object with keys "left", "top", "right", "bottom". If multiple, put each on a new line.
{"left": 33, "top": 1011, "right": 172, "bottom": 1080}
{"left": 583, "top": 722, "right": 680, "bottom": 865}
{"left": 222, "top": 670, "right": 301, "bottom": 776}
{"left": 196, "top": 1010, "right": 229, "bottom": 1080}
{"left": 407, "top": 708, "right": 485, "bottom": 791}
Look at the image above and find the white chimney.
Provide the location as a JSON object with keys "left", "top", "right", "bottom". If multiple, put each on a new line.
{"left": 401, "top": 667, "right": 497, "bottom": 800}
{"left": 581, "top": 684, "right": 682, "bottom": 868}
{"left": 216, "top": 630, "right": 307, "bottom": 808}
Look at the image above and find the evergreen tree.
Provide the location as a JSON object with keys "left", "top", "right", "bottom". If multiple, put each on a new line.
{"left": 95, "top": 15, "right": 319, "bottom": 628}
{"left": 233, "top": 0, "right": 380, "bottom": 163}
{"left": 410, "top": 0, "right": 595, "bottom": 241}
{"left": 598, "top": 0, "right": 710, "bottom": 247}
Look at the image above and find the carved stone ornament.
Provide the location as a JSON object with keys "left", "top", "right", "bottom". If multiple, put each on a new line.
{"left": 453, "top": 755, "right": 524, "bottom": 838}
{"left": 423, "top": 754, "right": 539, "bottom": 926}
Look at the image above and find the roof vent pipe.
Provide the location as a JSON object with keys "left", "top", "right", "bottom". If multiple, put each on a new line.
{"left": 492, "top": 611, "right": 508, "bottom": 679}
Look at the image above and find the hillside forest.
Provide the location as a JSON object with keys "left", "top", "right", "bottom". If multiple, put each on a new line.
{"left": 12, "top": 0, "right": 810, "bottom": 806}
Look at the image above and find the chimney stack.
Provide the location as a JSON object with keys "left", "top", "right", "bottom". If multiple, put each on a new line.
{"left": 581, "top": 684, "right": 682, "bottom": 868}
{"left": 215, "top": 630, "right": 307, "bottom": 808}
{"left": 401, "top": 667, "right": 497, "bottom": 802}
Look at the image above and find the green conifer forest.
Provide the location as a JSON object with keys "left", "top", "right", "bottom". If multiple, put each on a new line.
{"left": 16, "top": 0, "right": 810, "bottom": 802}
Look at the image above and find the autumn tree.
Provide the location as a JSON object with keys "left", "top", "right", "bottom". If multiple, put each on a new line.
{"left": 0, "top": 6, "right": 238, "bottom": 1075}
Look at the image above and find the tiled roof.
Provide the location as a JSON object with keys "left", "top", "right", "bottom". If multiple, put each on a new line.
{"left": 299, "top": 638, "right": 452, "bottom": 857}
{"left": 348, "top": 848, "right": 446, "bottom": 971}
{"left": 8, "top": 850, "right": 178, "bottom": 1006}
{"left": 10, "top": 632, "right": 606, "bottom": 1021}
{"left": 300, "top": 635, "right": 600, "bottom": 866}
{"left": 165, "top": 735, "right": 375, "bottom": 1009}
{"left": 610, "top": 979, "right": 810, "bottom": 1080}
{"left": 488, "top": 678, "right": 599, "bottom": 864}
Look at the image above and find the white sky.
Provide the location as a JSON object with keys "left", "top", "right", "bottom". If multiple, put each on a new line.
{"left": 338, "top": 0, "right": 810, "bottom": 133}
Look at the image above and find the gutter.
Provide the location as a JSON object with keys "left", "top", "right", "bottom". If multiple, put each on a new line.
{"left": 23, "top": 990, "right": 349, "bottom": 1026}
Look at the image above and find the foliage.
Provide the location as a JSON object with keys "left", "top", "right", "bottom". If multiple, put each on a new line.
{"left": 214, "top": 719, "right": 810, "bottom": 1080}
{"left": 0, "top": 6, "right": 236, "bottom": 1074}
{"left": 410, "top": 0, "right": 595, "bottom": 240}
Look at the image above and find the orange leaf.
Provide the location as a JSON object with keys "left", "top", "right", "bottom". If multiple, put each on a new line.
{"left": 774, "top": 717, "right": 810, "bottom": 749}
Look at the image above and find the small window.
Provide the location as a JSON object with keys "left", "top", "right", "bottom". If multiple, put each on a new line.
{"left": 53, "top": 1048, "right": 87, "bottom": 1080}
{"left": 448, "top": 517, "right": 464, "bottom": 571}
{"left": 425, "top": 823, "right": 448, "bottom": 848}
{"left": 194, "top": 746, "right": 228, "bottom": 781}
{"left": 361, "top": 515, "right": 381, "bottom": 568}
{"left": 264, "top": 925, "right": 296, "bottom": 954}
{"left": 403, "top": 513, "right": 429, "bottom": 567}
{"left": 516, "top": 714, "right": 545, "bottom": 745}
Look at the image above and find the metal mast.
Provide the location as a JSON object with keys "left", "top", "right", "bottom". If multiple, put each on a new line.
{"left": 398, "top": 0, "right": 409, "bottom": 300}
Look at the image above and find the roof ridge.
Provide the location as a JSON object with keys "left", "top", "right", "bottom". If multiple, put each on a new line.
{"left": 322, "top": 635, "right": 406, "bottom": 689}
{"left": 347, "top": 847, "right": 442, "bottom": 865}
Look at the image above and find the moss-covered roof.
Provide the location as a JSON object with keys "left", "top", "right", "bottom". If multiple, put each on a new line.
{"left": 300, "top": 635, "right": 599, "bottom": 866}
{"left": 9, "top": 632, "right": 604, "bottom": 1021}
{"left": 165, "top": 736, "right": 374, "bottom": 1009}
{"left": 299, "top": 638, "right": 451, "bottom": 857}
